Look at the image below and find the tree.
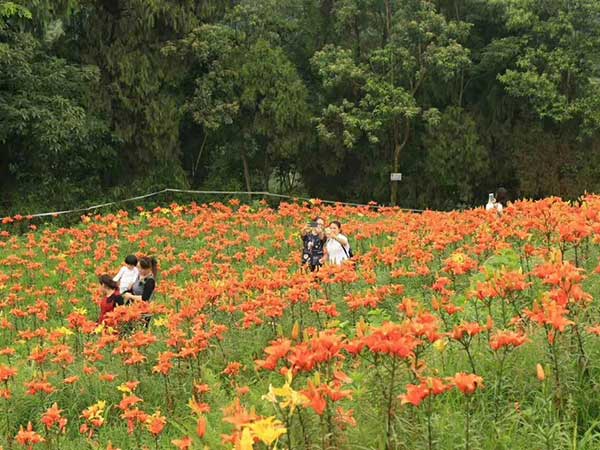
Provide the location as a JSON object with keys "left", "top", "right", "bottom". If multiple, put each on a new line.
{"left": 0, "top": 2, "right": 31, "bottom": 29}
{"left": 3, "top": 0, "right": 600, "bottom": 213}
{"left": 423, "top": 107, "right": 489, "bottom": 208}
{"left": 497, "top": 0, "right": 600, "bottom": 135}
{"left": 63, "top": 0, "right": 200, "bottom": 186}
{"left": 0, "top": 2, "right": 115, "bottom": 209}
{"left": 312, "top": 0, "right": 471, "bottom": 205}
{"left": 168, "top": 2, "right": 310, "bottom": 194}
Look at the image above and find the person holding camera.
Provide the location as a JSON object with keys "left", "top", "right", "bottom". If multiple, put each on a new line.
{"left": 324, "top": 221, "right": 351, "bottom": 265}
{"left": 486, "top": 188, "right": 508, "bottom": 217}
{"left": 300, "top": 217, "right": 326, "bottom": 272}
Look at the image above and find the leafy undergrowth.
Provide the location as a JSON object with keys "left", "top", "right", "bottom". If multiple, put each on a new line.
{"left": 2, "top": 197, "right": 600, "bottom": 449}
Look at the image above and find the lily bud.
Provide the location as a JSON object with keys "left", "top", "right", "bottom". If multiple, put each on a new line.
{"left": 291, "top": 321, "right": 300, "bottom": 341}
{"left": 536, "top": 363, "right": 545, "bottom": 382}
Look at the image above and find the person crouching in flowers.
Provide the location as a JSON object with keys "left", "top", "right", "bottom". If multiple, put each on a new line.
{"left": 113, "top": 254, "right": 139, "bottom": 293}
{"left": 122, "top": 256, "right": 157, "bottom": 304}
{"left": 97, "top": 275, "right": 123, "bottom": 324}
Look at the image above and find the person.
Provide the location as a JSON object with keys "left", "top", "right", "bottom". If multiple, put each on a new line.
{"left": 113, "top": 254, "right": 139, "bottom": 294}
{"left": 97, "top": 275, "right": 123, "bottom": 324}
{"left": 485, "top": 193, "right": 497, "bottom": 212}
{"left": 300, "top": 217, "right": 325, "bottom": 237}
{"left": 122, "top": 256, "right": 157, "bottom": 303}
{"left": 300, "top": 217, "right": 326, "bottom": 272}
{"left": 495, "top": 187, "right": 508, "bottom": 211}
{"left": 324, "top": 221, "right": 350, "bottom": 265}
{"left": 486, "top": 188, "right": 507, "bottom": 217}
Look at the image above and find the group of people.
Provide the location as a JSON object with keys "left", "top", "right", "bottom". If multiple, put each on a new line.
{"left": 96, "top": 194, "right": 510, "bottom": 321}
{"left": 95, "top": 218, "right": 349, "bottom": 323}
{"left": 97, "top": 255, "right": 158, "bottom": 324}
{"left": 301, "top": 188, "right": 510, "bottom": 274}
{"left": 300, "top": 217, "right": 352, "bottom": 272}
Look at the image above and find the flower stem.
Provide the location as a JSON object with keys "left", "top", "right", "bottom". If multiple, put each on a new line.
{"left": 462, "top": 339, "right": 477, "bottom": 374}
{"left": 385, "top": 358, "right": 398, "bottom": 450}
{"left": 427, "top": 395, "right": 433, "bottom": 450}
{"left": 494, "top": 349, "right": 507, "bottom": 421}
{"left": 547, "top": 330, "right": 563, "bottom": 414}
{"left": 465, "top": 396, "right": 471, "bottom": 450}
{"left": 297, "top": 408, "right": 310, "bottom": 450}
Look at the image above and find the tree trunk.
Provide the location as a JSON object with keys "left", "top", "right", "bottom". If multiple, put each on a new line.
{"left": 320, "top": 0, "right": 335, "bottom": 46}
{"left": 390, "top": 119, "right": 411, "bottom": 206}
{"left": 383, "top": 0, "right": 392, "bottom": 43}
{"left": 241, "top": 146, "right": 252, "bottom": 198}
{"left": 263, "top": 151, "right": 270, "bottom": 191}
{"left": 354, "top": 14, "right": 361, "bottom": 60}
{"left": 390, "top": 144, "right": 401, "bottom": 206}
{"left": 192, "top": 132, "right": 208, "bottom": 180}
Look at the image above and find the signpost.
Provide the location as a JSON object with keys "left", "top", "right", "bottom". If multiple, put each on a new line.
{"left": 390, "top": 173, "right": 402, "bottom": 182}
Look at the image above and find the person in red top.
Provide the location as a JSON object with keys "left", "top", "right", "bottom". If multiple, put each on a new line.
{"left": 97, "top": 275, "right": 124, "bottom": 324}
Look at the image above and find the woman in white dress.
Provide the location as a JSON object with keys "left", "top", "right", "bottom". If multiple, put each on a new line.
{"left": 324, "top": 221, "right": 350, "bottom": 265}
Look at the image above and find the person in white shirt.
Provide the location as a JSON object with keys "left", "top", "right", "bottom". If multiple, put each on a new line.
{"left": 113, "top": 254, "right": 139, "bottom": 293}
{"left": 486, "top": 188, "right": 507, "bottom": 217}
{"left": 486, "top": 193, "right": 498, "bottom": 212}
{"left": 324, "top": 221, "right": 350, "bottom": 265}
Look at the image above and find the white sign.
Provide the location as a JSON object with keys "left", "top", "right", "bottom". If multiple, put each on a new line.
{"left": 390, "top": 173, "right": 402, "bottom": 181}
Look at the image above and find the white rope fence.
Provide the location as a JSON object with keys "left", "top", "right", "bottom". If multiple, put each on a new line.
{"left": 2, "top": 188, "right": 427, "bottom": 221}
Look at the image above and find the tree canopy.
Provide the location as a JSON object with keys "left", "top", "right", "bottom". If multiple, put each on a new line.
{"left": 2, "top": 0, "right": 600, "bottom": 212}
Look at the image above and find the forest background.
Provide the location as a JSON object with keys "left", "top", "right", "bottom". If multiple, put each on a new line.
{"left": 2, "top": 0, "right": 600, "bottom": 214}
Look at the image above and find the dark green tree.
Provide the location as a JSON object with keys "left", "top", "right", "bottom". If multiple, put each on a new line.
{"left": 168, "top": 2, "right": 310, "bottom": 194}
{"left": 0, "top": 2, "right": 115, "bottom": 210}
{"left": 312, "top": 0, "right": 471, "bottom": 205}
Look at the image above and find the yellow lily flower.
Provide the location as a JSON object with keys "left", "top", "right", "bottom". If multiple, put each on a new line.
{"left": 247, "top": 416, "right": 287, "bottom": 446}
{"left": 152, "top": 316, "right": 168, "bottom": 327}
{"left": 117, "top": 384, "right": 132, "bottom": 394}
{"left": 433, "top": 338, "right": 448, "bottom": 353}
{"left": 239, "top": 427, "right": 254, "bottom": 450}
{"left": 54, "top": 326, "right": 74, "bottom": 336}
{"left": 262, "top": 371, "right": 308, "bottom": 415}
{"left": 74, "top": 307, "right": 88, "bottom": 315}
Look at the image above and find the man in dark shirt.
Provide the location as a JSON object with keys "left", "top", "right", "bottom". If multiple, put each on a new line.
{"left": 300, "top": 218, "right": 326, "bottom": 272}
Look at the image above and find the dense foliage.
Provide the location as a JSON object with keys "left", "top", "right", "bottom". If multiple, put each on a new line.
{"left": 2, "top": 0, "right": 600, "bottom": 212}
{"left": 2, "top": 199, "right": 600, "bottom": 449}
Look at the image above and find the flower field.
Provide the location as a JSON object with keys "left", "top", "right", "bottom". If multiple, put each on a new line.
{"left": 2, "top": 197, "right": 600, "bottom": 449}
